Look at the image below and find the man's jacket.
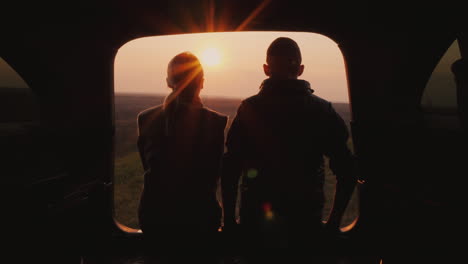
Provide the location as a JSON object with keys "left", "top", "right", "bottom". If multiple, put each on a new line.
{"left": 223, "top": 78, "right": 355, "bottom": 224}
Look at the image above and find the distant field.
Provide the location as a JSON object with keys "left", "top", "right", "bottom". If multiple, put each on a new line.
{"left": 114, "top": 92, "right": 358, "bottom": 229}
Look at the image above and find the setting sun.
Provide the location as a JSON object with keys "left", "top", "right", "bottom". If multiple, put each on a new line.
{"left": 199, "top": 47, "right": 221, "bottom": 67}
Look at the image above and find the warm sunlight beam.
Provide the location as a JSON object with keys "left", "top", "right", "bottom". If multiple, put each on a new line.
{"left": 235, "top": 0, "right": 272, "bottom": 31}
{"left": 199, "top": 47, "right": 222, "bottom": 67}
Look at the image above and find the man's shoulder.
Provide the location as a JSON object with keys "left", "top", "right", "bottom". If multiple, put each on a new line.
{"left": 243, "top": 94, "right": 261, "bottom": 103}
{"left": 240, "top": 94, "right": 263, "bottom": 108}
{"left": 137, "top": 105, "right": 164, "bottom": 123}
{"left": 307, "top": 93, "right": 332, "bottom": 109}
{"left": 242, "top": 91, "right": 331, "bottom": 109}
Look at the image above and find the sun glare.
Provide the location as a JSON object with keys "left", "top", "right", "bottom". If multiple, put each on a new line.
{"left": 199, "top": 47, "right": 221, "bottom": 67}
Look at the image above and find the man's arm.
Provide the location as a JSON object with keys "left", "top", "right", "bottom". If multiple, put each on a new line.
{"left": 221, "top": 104, "right": 246, "bottom": 228}
{"left": 324, "top": 103, "right": 358, "bottom": 231}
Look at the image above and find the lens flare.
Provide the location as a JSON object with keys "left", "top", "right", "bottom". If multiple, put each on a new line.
{"left": 263, "top": 202, "right": 274, "bottom": 221}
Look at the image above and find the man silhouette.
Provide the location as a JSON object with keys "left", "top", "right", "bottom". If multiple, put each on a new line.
{"left": 221, "top": 37, "right": 357, "bottom": 252}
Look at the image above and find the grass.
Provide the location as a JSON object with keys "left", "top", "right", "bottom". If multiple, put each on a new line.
{"left": 114, "top": 152, "right": 144, "bottom": 228}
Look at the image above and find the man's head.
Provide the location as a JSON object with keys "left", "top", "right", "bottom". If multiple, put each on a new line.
{"left": 264, "top": 37, "right": 304, "bottom": 79}
{"left": 166, "top": 51, "right": 204, "bottom": 97}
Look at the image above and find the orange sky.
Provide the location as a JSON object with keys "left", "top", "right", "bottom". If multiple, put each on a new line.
{"left": 114, "top": 31, "right": 350, "bottom": 102}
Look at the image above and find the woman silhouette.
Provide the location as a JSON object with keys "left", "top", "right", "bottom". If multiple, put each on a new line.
{"left": 137, "top": 52, "right": 227, "bottom": 254}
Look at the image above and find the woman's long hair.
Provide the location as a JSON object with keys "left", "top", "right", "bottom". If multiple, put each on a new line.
{"left": 163, "top": 52, "right": 204, "bottom": 135}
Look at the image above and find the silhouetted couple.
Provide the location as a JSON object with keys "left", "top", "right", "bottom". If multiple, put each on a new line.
{"left": 137, "top": 37, "right": 357, "bottom": 260}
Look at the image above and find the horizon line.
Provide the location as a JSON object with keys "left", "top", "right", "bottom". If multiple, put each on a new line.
{"left": 114, "top": 91, "right": 350, "bottom": 104}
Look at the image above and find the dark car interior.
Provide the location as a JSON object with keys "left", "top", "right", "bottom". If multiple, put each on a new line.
{"left": 2, "top": 0, "right": 466, "bottom": 263}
